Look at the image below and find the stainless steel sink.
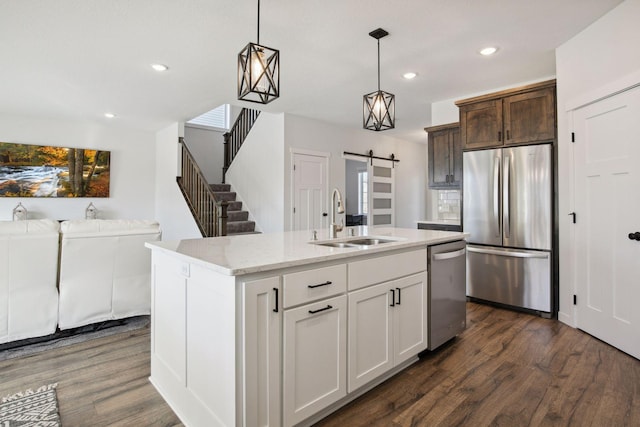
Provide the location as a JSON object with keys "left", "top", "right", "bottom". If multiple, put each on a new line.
{"left": 345, "top": 238, "right": 395, "bottom": 246}
{"left": 312, "top": 236, "right": 398, "bottom": 248}
{"left": 315, "top": 241, "right": 359, "bottom": 248}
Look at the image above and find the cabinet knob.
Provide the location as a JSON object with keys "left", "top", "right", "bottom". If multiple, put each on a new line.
{"left": 629, "top": 232, "right": 640, "bottom": 241}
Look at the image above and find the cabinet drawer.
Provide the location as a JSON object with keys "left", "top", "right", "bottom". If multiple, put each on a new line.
{"left": 283, "top": 264, "right": 346, "bottom": 308}
{"left": 348, "top": 248, "right": 427, "bottom": 291}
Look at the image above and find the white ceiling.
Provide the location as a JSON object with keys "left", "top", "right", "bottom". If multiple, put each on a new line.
{"left": 0, "top": 0, "right": 624, "bottom": 144}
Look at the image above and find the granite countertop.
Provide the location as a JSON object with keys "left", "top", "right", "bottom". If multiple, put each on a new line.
{"left": 146, "top": 226, "right": 467, "bottom": 276}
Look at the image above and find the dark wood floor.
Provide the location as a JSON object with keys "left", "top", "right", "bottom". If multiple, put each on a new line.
{"left": 316, "top": 303, "right": 640, "bottom": 427}
{"left": 1, "top": 303, "right": 638, "bottom": 426}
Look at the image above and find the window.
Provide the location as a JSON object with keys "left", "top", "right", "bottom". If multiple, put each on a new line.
{"left": 358, "top": 171, "right": 368, "bottom": 214}
{"left": 187, "top": 104, "right": 230, "bottom": 130}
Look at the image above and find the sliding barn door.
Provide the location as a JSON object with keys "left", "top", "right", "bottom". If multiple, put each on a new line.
{"left": 367, "top": 158, "right": 395, "bottom": 227}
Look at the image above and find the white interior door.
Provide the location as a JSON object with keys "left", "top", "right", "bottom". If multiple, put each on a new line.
{"left": 573, "top": 84, "right": 640, "bottom": 360}
{"left": 368, "top": 158, "right": 395, "bottom": 227}
{"left": 292, "top": 152, "right": 328, "bottom": 231}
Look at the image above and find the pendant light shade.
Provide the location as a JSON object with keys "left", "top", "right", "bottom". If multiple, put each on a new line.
{"left": 363, "top": 28, "right": 395, "bottom": 131}
{"left": 238, "top": 0, "right": 280, "bottom": 104}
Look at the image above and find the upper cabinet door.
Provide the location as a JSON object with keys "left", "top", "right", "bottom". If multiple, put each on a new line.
{"left": 426, "top": 123, "right": 462, "bottom": 189}
{"left": 459, "top": 99, "right": 503, "bottom": 150}
{"left": 429, "top": 130, "right": 452, "bottom": 187}
{"left": 450, "top": 127, "right": 462, "bottom": 187}
{"left": 503, "top": 88, "right": 556, "bottom": 146}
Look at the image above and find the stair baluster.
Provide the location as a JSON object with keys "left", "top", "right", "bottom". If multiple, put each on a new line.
{"left": 222, "top": 107, "right": 261, "bottom": 183}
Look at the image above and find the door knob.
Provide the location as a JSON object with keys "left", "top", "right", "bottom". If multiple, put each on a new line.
{"left": 629, "top": 232, "right": 640, "bottom": 241}
{"left": 322, "top": 213, "right": 328, "bottom": 217}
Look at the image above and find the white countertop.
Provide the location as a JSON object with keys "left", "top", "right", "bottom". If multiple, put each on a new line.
{"left": 146, "top": 226, "right": 467, "bottom": 276}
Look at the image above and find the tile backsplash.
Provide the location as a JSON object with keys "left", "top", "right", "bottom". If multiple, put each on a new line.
{"left": 436, "top": 190, "right": 460, "bottom": 221}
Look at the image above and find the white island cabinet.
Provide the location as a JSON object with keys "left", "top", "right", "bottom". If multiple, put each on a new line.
{"left": 146, "top": 227, "right": 465, "bottom": 427}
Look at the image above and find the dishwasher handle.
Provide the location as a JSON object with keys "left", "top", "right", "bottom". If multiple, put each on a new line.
{"left": 432, "top": 247, "right": 466, "bottom": 261}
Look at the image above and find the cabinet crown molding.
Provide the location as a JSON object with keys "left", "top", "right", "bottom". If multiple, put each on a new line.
{"left": 455, "top": 79, "right": 556, "bottom": 107}
{"left": 424, "top": 122, "right": 460, "bottom": 133}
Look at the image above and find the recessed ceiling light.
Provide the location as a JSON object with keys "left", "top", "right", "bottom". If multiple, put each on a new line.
{"left": 151, "top": 63, "right": 169, "bottom": 72}
{"left": 403, "top": 72, "right": 418, "bottom": 80}
{"left": 480, "top": 47, "right": 498, "bottom": 56}
{"left": 104, "top": 113, "right": 116, "bottom": 118}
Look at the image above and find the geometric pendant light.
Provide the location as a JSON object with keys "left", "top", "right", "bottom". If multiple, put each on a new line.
{"left": 363, "top": 28, "right": 395, "bottom": 131}
{"left": 238, "top": 0, "right": 280, "bottom": 104}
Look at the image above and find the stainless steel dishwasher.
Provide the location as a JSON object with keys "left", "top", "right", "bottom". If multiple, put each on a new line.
{"left": 427, "top": 240, "right": 467, "bottom": 350}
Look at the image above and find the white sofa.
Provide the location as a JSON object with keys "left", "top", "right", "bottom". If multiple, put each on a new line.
{"left": 58, "top": 219, "right": 161, "bottom": 330}
{"left": 0, "top": 219, "right": 60, "bottom": 344}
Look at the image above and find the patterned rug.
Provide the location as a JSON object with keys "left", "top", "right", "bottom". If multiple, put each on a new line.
{"left": 0, "top": 384, "right": 60, "bottom": 427}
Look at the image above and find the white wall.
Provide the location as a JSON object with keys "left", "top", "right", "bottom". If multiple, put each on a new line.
{"left": 184, "top": 125, "right": 225, "bottom": 184}
{"left": 154, "top": 122, "right": 201, "bottom": 241}
{"left": 0, "top": 114, "right": 156, "bottom": 221}
{"left": 226, "top": 112, "right": 285, "bottom": 233}
{"left": 555, "top": 0, "right": 640, "bottom": 326}
{"left": 345, "top": 159, "right": 366, "bottom": 215}
{"left": 283, "top": 114, "right": 426, "bottom": 230}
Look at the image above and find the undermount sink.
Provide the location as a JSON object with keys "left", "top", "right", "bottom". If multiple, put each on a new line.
{"left": 312, "top": 236, "right": 398, "bottom": 248}
{"left": 316, "top": 241, "right": 358, "bottom": 249}
{"left": 345, "top": 238, "right": 395, "bottom": 246}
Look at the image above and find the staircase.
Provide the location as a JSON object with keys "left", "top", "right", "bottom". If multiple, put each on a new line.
{"left": 209, "top": 184, "right": 256, "bottom": 235}
{"left": 178, "top": 107, "right": 261, "bottom": 237}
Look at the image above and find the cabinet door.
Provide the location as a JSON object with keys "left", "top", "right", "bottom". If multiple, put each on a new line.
{"left": 243, "top": 277, "right": 281, "bottom": 427}
{"left": 428, "top": 130, "right": 452, "bottom": 188}
{"left": 459, "top": 99, "right": 503, "bottom": 150}
{"left": 503, "top": 88, "right": 556, "bottom": 145}
{"left": 283, "top": 295, "right": 347, "bottom": 426}
{"left": 449, "top": 127, "right": 462, "bottom": 187}
{"left": 391, "top": 272, "right": 428, "bottom": 365}
{"left": 347, "top": 282, "right": 393, "bottom": 392}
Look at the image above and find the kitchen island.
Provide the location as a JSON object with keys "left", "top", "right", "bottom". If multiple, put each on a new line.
{"left": 146, "top": 226, "right": 466, "bottom": 427}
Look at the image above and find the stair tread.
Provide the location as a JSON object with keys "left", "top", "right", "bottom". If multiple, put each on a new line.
{"left": 213, "top": 191, "right": 237, "bottom": 202}
{"left": 210, "top": 184, "right": 231, "bottom": 192}
{"left": 226, "top": 220, "right": 256, "bottom": 234}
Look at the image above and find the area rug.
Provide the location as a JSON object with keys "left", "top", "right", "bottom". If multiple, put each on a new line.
{"left": 0, "top": 383, "right": 60, "bottom": 426}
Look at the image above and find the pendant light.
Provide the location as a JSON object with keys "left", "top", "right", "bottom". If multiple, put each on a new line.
{"left": 363, "top": 28, "right": 395, "bottom": 131}
{"left": 238, "top": 0, "right": 280, "bottom": 104}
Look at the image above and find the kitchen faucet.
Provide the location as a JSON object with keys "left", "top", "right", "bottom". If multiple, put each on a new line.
{"left": 330, "top": 188, "right": 345, "bottom": 238}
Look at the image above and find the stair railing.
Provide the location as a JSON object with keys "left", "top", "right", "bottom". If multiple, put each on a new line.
{"left": 177, "top": 137, "right": 228, "bottom": 237}
{"left": 222, "top": 108, "right": 261, "bottom": 183}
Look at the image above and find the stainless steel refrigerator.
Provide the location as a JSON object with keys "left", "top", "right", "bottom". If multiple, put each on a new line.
{"left": 463, "top": 144, "right": 552, "bottom": 314}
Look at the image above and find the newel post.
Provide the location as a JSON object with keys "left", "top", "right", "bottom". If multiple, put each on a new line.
{"left": 222, "top": 132, "right": 230, "bottom": 184}
{"left": 217, "top": 201, "right": 229, "bottom": 236}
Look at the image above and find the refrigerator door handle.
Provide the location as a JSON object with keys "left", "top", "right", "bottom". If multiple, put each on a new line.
{"left": 493, "top": 156, "right": 501, "bottom": 238}
{"left": 503, "top": 154, "right": 511, "bottom": 239}
{"left": 467, "top": 246, "right": 549, "bottom": 259}
{"left": 433, "top": 248, "right": 466, "bottom": 261}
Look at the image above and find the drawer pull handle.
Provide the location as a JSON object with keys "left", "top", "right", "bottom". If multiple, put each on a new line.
{"left": 308, "top": 281, "right": 332, "bottom": 289}
{"left": 396, "top": 287, "right": 401, "bottom": 305}
{"left": 308, "top": 305, "right": 333, "bottom": 314}
{"left": 273, "top": 288, "right": 279, "bottom": 313}
{"left": 390, "top": 289, "right": 395, "bottom": 307}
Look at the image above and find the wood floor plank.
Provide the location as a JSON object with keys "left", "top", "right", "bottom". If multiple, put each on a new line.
{"left": 1, "top": 302, "right": 638, "bottom": 426}
{"left": 315, "top": 303, "right": 640, "bottom": 427}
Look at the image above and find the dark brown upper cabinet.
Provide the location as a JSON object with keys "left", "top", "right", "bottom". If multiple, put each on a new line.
{"left": 425, "top": 122, "right": 461, "bottom": 189}
{"left": 456, "top": 80, "right": 556, "bottom": 151}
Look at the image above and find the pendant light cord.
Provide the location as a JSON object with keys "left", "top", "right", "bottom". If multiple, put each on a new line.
{"left": 257, "top": 0, "right": 261, "bottom": 45}
{"left": 377, "top": 39, "right": 381, "bottom": 91}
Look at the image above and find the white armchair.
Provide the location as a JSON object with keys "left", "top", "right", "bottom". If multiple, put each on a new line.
{"left": 0, "top": 219, "right": 60, "bottom": 344}
{"left": 58, "top": 219, "right": 161, "bottom": 330}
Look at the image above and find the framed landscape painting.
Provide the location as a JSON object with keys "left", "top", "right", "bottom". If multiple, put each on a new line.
{"left": 0, "top": 142, "right": 110, "bottom": 197}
